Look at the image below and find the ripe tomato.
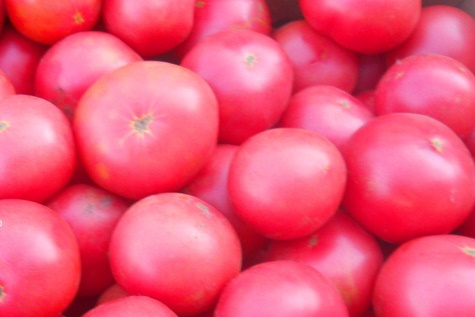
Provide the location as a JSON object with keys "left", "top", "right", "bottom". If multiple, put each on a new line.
{"left": 214, "top": 260, "right": 349, "bottom": 317}
{"left": 83, "top": 296, "right": 178, "bottom": 317}
{"left": 0, "top": 68, "right": 15, "bottom": 98}
{"left": 272, "top": 20, "right": 359, "bottom": 93}
{"left": 228, "top": 128, "right": 347, "bottom": 240}
{"left": 299, "top": 0, "right": 422, "bottom": 54}
{"left": 102, "top": 0, "right": 195, "bottom": 57}
{"left": 5, "top": 0, "right": 102, "bottom": 45}
{"left": 181, "top": 29, "right": 293, "bottom": 144}
{"left": 35, "top": 31, "right": 142, "bottom": 121}
{"left": 0, "top": 94, "right": 76, "bottom": 202}
{"left": 109, "top": 193, "right": 242, "bottom": 316}
{"left": 0, "top": 199, "right": 81, "bottom": 317}
{"left": 373, "top": 234, "right": 475, "bottom": 316}
{"left": 343, "top": 113, "right": 475, "bottom": 244}
{"left": 74, "top": 61, "right": 219, "bottom": 200}
{"left": 97, "top": 284, "right": 128, "bottom": 306}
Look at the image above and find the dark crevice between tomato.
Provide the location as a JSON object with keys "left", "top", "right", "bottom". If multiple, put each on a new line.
{"left": 131, "top": 114, "right": 153, "bottom": 136}
{"left": 0, "top": 120, "right": 9, "bottom": 133}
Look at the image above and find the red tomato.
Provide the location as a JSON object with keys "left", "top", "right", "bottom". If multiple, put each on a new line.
{"left": 373, "top": 234, "right": 475, "bottom": 316}
{"left": 0, "top": 94, "right": 76, "bottom": 202}
{"left": 173, "top": 0, "right": 272, "bottom": 59}
{"left": 0, "top": 23, "right": 47, "bottom": 94}
{"left": 102, "top": 0, "right": 195, "bottom": 57}
{"left": 387, "top": 5, "right": 475, "bottom": 73}
{"left": 272, "top": 20, "right": 359, "bottom": 93}
{"left": 181, "top": 29, "right": 293, "bottom": 144}
{"left": 0, "top": 199, "right": 81, "bottom": 317}
{"left": 5, "top": 0, "right": 102, "bottom": 45}
{"left": 214, "top": 260, "right": 349, "bottom": 317}
{"left": 184, "top": 144, "right": 268, "bottom": 259}
{"left": 228, "top": 128, "right": 347, "bottom": 240}
{"left": 343, "top": 113, "right": 475, "bottom": 244}
{"left": 299, "top": 0, "right": 422, "bottom": 54}
{"left": 109, "top": 193, "right": 242, "bottom": 316}
{"left": 35, "top": 31, "right": 142, "bottom": 121}
{"left": 374, "top": 54, "right": 475, "bottom": 139}
{"left": 278, "top": 85, "right": 374, "bottom": 153}
{"left": 97, "top": 284, "right": 128, "bottom": 306}
{"left": 0, "top": 68, "right": 15, "bottom": 98}
{"left": 74, "top": 61, "right": 219, "bottom": 200}
{"left": 47, "top": 184, "right": 130, "bottom": 297}
{"left": 83, "top": 296, "right": 178, "bottom": 317}
{"left": 258, "top": 212, "right": 384, "bottom": 317}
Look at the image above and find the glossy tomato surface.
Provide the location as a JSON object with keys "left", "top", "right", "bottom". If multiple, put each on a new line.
{"left": 83, "top": 296, "right": 178, "bottom": 317}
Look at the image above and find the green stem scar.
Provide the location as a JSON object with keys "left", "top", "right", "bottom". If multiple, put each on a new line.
{"left": 0, "top": 285, "right": 5, "bottom": 301}
{"left": 0, "top": 120, "right": 9, "bottom": 133}
{"left": 462, "top": 246, "right": 475, "bottom": 257}
{"left": 245, "top": 53, "right": 257, "bottom": 69}
{"left": 131, "top": 114, "right": 153, "bottom": 136}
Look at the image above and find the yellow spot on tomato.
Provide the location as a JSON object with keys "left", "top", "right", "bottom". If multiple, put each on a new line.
{"left": 73, "top": 11, "right": 85, "bottom": 25}
{"left": 462, "top": 246, "right": 475, "bottom": 257}
{"left": 244, "top": 53, "right": 258, "bottom": 69}
{"left": 0, "top": 120, "right": 9, "bottom": 133}
{"left": 196, "top": 0, "right": 205, "bottom": 8}
{"left": 430, "top": 137, "right": 444, "bottom": 153}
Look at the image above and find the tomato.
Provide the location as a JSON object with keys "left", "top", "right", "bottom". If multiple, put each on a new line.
{"left": 0, "top": 68, "right": 15, "bottom": 98}
{"left": 97, "top": 284, "right": 128, "bottom": 306}
{"left": 374, "top": 54, "right": 475, "bottom": 139}
{"left": 386, "top": 5, "right": 475, "bottom": 73}
{"left": 109, "top": 193, "right": 242, "bottom": 316}
{"left": 214, "top": 260, "right": 349, "bottom": 317}
{"left": 83, "top": 296, "right": 178, "bottom": 317}
{"left": 5, "top": 0, "right": 102, "bottom": 45}
{"left": 102, "top": 0, "right": 195, "bottom": 57}
{"left": 46, "top": 184, "right": 130, "bottom": 297}
{"left": 181, "top": 29, "right": 293, "bottom": 144}
{"left": 228, "top": 128, "right": 347, "bottom": 240}
{"left": 74, "top": 61, "right": 219, "bottom": 200}
{"left": 265, "top": 0, "right": 303, "bottom": 27}
{"left": 373, "top": 234, "right": 475, "bottom": 316}
{"left": 257, "top": 212, "right": 384, "bottom": 317}
{"left": 35, "top": 31, "right": 142, "bottom": 121}
{"left": 0, "top": 199, "right": 81, "bottom": 317}
{"left": 173, "top": 0, "right": 272, "bottom": 59}
{"left": 0, "top": 94, "right": 76, "bottom": 202}
{"left": 184, "top": 144, "right": 268, "bottom": 260}
{"left": 343, "top": 113, "right": 475, "bottom": 244}
{"left": 299, "top": 0, "right": 422, "bottom": 54}
{"left": 278, "top": 85, "right": 374, "bottom": 153}
{"left": 0, "top": 23, "right": 47, "bottom": 94}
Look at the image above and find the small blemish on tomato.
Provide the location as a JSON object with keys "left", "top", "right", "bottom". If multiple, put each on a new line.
{"left": 131, "top": 113, "right": 154, "bottom": 137}
{"left": 308, "top": 234, "right": 318, "bottom": 247}
{"left": 461, "top": 246, "right": 475, "bottom": 257}
{"left": 195, "top": 0, "right": 206, "bottom": 8}
{"left": 73, "top": 11, "right": 85, "bottom": 25}
{"left": 339, "top": 100, "right": 350, "bottom": 109}
{"left": 96, "top": 162, "right": 110, "bottom": 180}
{"left": 430, "top": 137, "right": 444, "bottom": 153}
{"left": 0, "top": 120, "right": 9, "bottom": 133}
{"left": 196, "top": 203, "right": 212, "bottom": 218}
{"left": 395, "top": 72, "right": 404, "bottom": 79}
{"left": 0, "top": 285, "right": 5, "bottom": 301}
{"left": 244, "top": 53, "right": 258, "bottom": 69}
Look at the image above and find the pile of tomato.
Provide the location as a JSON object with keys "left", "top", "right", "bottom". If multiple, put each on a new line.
{"left": 1, "top": 0, "right": 475, "bottom": 316}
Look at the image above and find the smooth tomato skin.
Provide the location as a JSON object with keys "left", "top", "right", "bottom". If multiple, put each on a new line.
{"left": 109, "top": 193, "right": 242, "bottom": 316}
{"left": 278, "top": 85, "right": 374, "bottom": 153}
{"left": 103, "top": 0, "right": 194, "bottom": 57}
{"left": 0, "top": 23, "right": 47, "bottom": 94}
{"left": 373, "top": 234, "right": 475, "bottom": 316}
{"left": 343, "top": 113, "right": 475, "bottom": 244}
{"left": 173, "top": 0, "right": 272, "bottom": 59}
{"left": 97, "top": 284, "right": 128, "bottom": 306}
{"left": 0, "top": 94, "right": 77, "bottom": 202}
{"left": 0, "top": 68, "right": 15, "bottom": 99}
{"left": 299, "top": 0, "right": 422, "bottom": 54}
{"left": 228, "top": 128, "right": 347, "bottom": 240}
{"left": 374, "top": 54, "right": 475, "bottom": 139}
{"left": 214, "top": 260, "right": 349, "bottom": 317}
{"left": 46, "top": 184, "right": 130, "bottom": 297}
{"left": 184, "top": 144, "right": 268, "bottom": 259}
{"left": 258, "top": 212, "right": 384, "bottom": 317}
{"left": 83, "top": 296, "right": 178, "bottom": 317}
{"left": 5, "top": 0, "right": 101, "bottom": 45}
{"left": 0, "top": 200, "right": 81, "bottom": 317}
{"left": 272, "top": 20, "right": 359, "bottom": 93}
{"left": 35, "top": 31, "right": 142, "bottom": 121}
{"left": 386, "top": 5, "right": 475, "bottom": 73}
{"left": 181, "top": 29, "right": 293, "bottom": 145}
{"left": 74, "top": 61, "right": 219, "bottom": 200}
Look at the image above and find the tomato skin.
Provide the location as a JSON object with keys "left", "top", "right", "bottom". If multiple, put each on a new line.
{"left": 214, "top": 260, "right": 349, "bottom": 317}
{"left": 35, "top": 31, "right": 142, "bottom": 121}
{"left": 0, "top": 68, "right": 15, "bottom": 98}
{"left": 272, "top": 20, "right": 359, "bottom": 93}
{"left": 109, "top": 193, "right": 242, "bottom": 316}
{"left": 5, "top": 0, "right": 102, "bottom": 45}
{"left": 228, "top": 128, "right": 347, "bottom": 240}
{"left": 343, "top": 113, "right": 475, "bottom": 244}
{"left": 97, "top": 284, "right": 128, "bottom": 306}
{"left": 0, "top": 199, "right": 81, "bottom": 317}
{"left": 299, "top": 0, "right": 422, "bottom": 54}
{"left": 181, "top": 29, "right": 293, "bottom": 144}
{"left": 375, "top": 54, "right": 475, "bottom": 139}
{"left": 74, "top": 61, "right": 219, "bottom": 200}
{"left": 83, "top": 296, "right": 178, "bottom": 317}
{"left": 103, "top": 0, "right": 194, "bottom": 57}
{"left": 373, "top": 234, "right": 475, "bottom": 316}
{"left": 0, "top": 94, "right": 76, "bottom": 202}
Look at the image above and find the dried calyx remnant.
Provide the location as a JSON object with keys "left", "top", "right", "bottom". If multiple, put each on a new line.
{"left": 0, "top": 120, "right": 9, "bottom": 133}
{"left": 131, "top": 113, "right": 153, "bottom": 136}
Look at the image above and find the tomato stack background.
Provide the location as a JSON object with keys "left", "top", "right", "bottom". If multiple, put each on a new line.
{"left": 1, "top": 0, "right": 475, "bottom": 316}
